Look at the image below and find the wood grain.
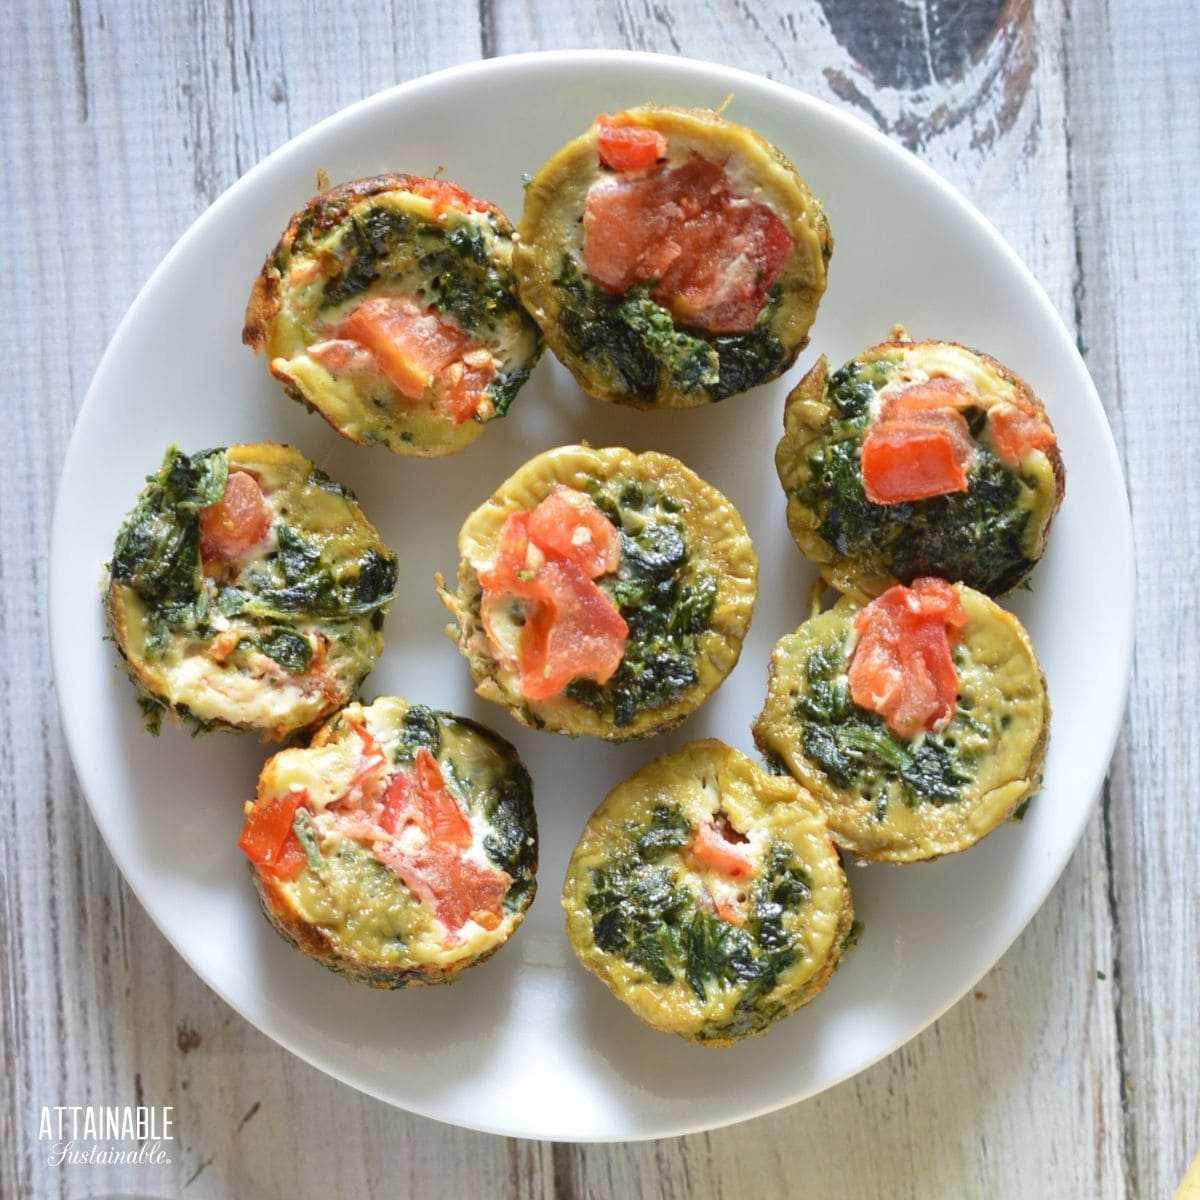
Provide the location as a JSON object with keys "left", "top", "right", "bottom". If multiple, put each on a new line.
{"left": 1, "top": 1, "right": 1194, "bottom": 1197}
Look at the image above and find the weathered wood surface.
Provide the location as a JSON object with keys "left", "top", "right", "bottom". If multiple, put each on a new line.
{"left": 2, "top": 0, "right": 1195, "bottom": 1196}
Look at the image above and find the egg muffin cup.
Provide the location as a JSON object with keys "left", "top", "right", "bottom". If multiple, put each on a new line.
{"left": 243, "top": 696, "right": 537, "bottom": 987}
{"left": 753, "top": 584, "right": 1050, "bottom": 863}
{"left": 106, "top": 443, "right": 396, "bottom": 740}
{"left": 776, "top": 331, "right": 1066, "bottom": 599}
{"left": 563, "top": 739, "right": 853, "bottom": 1044}
{"left": 515, "top": 105, "right": 832, "bottom": 409}
{"left": 244, "top": 174, "right": 542, "bottom": 456}
{"left": 439, "top": 445, "right": 758, "bottom": 740}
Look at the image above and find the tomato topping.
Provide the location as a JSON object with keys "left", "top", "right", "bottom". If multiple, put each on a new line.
{"left": 199, "top": 470, "right": 273, "bottom": 561}
{"left": 596, "top": 114, "right": 668, "bottom": 170}
{"left": 378, "top": 771, "right": 414, "bottom": 836}
{"left": 861, "top": 422, "right": 971, "bottom": 502}
{"left": 477, "top": 490, "right": 629, "bottom": 701}
{"left": 861, "top": 379, "right": 979, "bottom": 504}
{"left": 271, "top": 835, "right": 309, "bottom": 880}
{"left": 880, "top": 377, "right": 976, "bottom": 417}
{"left": 847, "top": 578, "right": 967, "bottom": 738}
{"left": 326, "top": 296, "right": 495, "bottom": 424}
{"left": 582, "top": 154, "right": 794, "bottom": 333}
{"left": 516, "top": 558, "right": 628, "bottom": 700}
{"left": 239, "top": 787, "right": 310, "bottom": 878}
{"left": 442, "top": 359, "right": 496, "bottom": 425}
{"left": 337, "top": 297, "right": 466, "bottom": 401}
{"left": 988, "top": 400, "right": 1057, "bottom": 466}
{"left": 527, "top": 486, "right": 622, "bottom": 578}
{"left": 374, "top": 840, "right": 512, "bottom": 935}
{"left": 414, "top": 748, "right": 473, "bottom": 846}
{"left": 690, "top": 814, "right": 754, "bottom": 879}
{"left": 405, "top": 176, "right": 492, "bottom": 216}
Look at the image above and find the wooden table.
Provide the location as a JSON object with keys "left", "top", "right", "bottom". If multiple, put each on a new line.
{"left": 4, "top": 3, "right": 1195, "bottom": 1196}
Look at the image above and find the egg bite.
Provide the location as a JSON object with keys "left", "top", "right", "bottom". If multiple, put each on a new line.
{"left": 439, "top": 445, "right": 758, "bottom": 740}
{"left": 514, "top": 105, "right": 832, "bottom": 409}
{"left": 776, "top": 330, "right": 1065, "bottom": 599}
{"left": 562, "top": 739, "right": 852, "bottom": 1044}
{"left": 752, "top": 579, "right": 1049, "bottom": 863}
{"left": 240, "top": 696, "right": 537, "bottom": 986}
{"left": 244, "top": 174, "right": 543, "bottom": 456}
{"left": 105, "top": 443, "right": 396, "bottom": 740}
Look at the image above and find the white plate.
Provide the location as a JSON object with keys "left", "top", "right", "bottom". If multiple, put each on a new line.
{"left": 50, "top": 50, "right": 1133, "bottom": 1141}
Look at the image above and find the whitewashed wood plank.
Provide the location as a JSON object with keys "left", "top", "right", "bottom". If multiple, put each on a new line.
{"left": 1063, "top": 0, "right": 1200, "bottom": 1195}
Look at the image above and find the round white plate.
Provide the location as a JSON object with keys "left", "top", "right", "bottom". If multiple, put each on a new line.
{"left": 50, "top": 50, "right": 1133, "bottom": 1141}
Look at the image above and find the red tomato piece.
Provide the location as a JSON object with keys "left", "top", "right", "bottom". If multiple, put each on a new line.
{"left": 861, "top": 421, "right": 971, "bottom": 503}
{"left": 879, "top": 377, "right": 977, "bottom": 418}
{"left": 582, "top": 154, "right": 794, "bottom": 333}
{"left": 659, "top": 200, "right": 794, "bottom": 334}
{"left": 373, "top": 839, "right": 512, "bottom": 935}
{"left": 336, "top": 297, "right": 466, "bottom": 401}
{"left": 476, "top": 510, "right": 534, "bottom": 592}
{"left": 847, "top": 578, "right": 966, "bottom": 738}
{"left": 861, "top": 378, "right": 979, "bottom": 504}
{"left": 987, "top": 400, "right": 1058, "bottom": 466}
{"left": 199, "top": 470, "right": 273, "bottom": 561}
{"left": 378, "top": 771, "right": 415, "bottom": 836}
{"left": 517, "top": 559, "right": 629, "bottom": 700}
{"left": 477, "top": 493, "right": 628, "bottom": 701}
{"left": 239, "top": 788, "right": 309, "bottom": 876}
{"left": 526, "top": 486, "right": 622, "bottom": 578}
{"left": 690, "top": 814, "right": 755, "bottom": 879}
{"left": 596, "top": 116, "right": 668, "bottom": 170}
{"left": 442, "top": 359, "right": 495, "bottom": 425}
{"left": 405, "top": 176, "right": 492, "bottom": 215}
{"left": 414, "top": 747, "right": 473, "bottom": 847}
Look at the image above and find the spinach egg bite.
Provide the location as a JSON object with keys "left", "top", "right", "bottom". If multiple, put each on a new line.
{"left": 776, "top": 330, "right": 1065, "bottom": 598}
{"left": 244, "top": 174, "right": 542, "bottom": 456}
{"left": 240, "top": 696, "right": 537, "bottom": 987}
{"left": 105, "top": 443, "right": 396, "bottom": 740}
{"left": 514, "top": 106, "right": 832, "bottom": 409}
{"left": 439, "top": 445, "right": 758, "bottom": 740}
{"left": 753, "top": 578, "right": 1050, "bottom": 863}
{"left": 562, "top": 739, "right": 852, "bottom": 1044}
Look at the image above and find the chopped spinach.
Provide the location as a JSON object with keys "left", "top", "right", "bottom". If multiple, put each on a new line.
{"left": 585, "top": 808, "right": 817, "bottom": 1039}
{"left": 418, "top": 221, "right": 520, "bottom": 334}
{"left": 397, "top": 704, "right": 442, "bottom": 760}
{"left": 255, "top": 628, "right": 313, "bottom": 674}
{"left": 706, "top": 323, "right": 788, "bottom": 402}
{"left": 796, "top": 635, "right": 974, "bottom": 807}
{"left": 240, "top": 526, "right": 396, "bottom": 620}
{"left": 635, "top": 804, "right": 691, "bottom": 857}
{"left": 487, "top": 361, "right": 533, "bottom": 418}
{"left": 552, "top": 255, "right": 787, "bottom": 404}
{"left": 613, "top": 288, "right": 719, "bottom": 394}
{"left": 798, "top": 359, "right": 1038, "bottom": 594}
{"left": 321, "top": 206, "right": 414, "bottom": 307}
{"left": 109, "top": 447, "right": 225, "bottom": 605}
{"left": 562, "top": 477, "right": 714, "bottom": 728}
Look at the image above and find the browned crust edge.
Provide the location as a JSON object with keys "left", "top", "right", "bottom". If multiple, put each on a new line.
{"left": 241, "top": 172, "right": 512, "bottom": 353}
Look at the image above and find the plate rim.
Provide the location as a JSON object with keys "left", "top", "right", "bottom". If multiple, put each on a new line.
{"left": 48, "top": 47, "right": 1135, "bottom": 1142}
